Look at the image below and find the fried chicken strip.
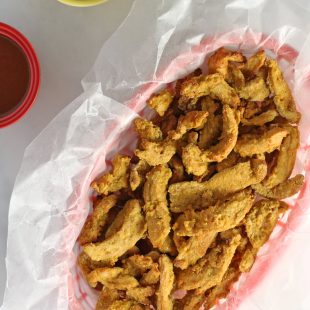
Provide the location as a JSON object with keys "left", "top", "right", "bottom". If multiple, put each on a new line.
{"left": 242, "top": 50, "right": 266, "bottom": 77}
{"left": 169, "top": 158, "right": 267, "bottom": 212}
{"left": 173, "top": 232, "right": 217, "bottom": 269}
{"left": 79, "top": 194, "right": 118, "bottom": 245}
{"left": 148, "top": 89, "right": 174, "bottom": 116}
{"left": 158, "top": 255, "right": 174, "bottom": 310}
{"left": 143, "top": 165, "right": 172, "bottom": 248}
{"left": 91, "top": 155, "right": 131, "bottom": 195}
{"left": 129, "top": 159, "right": 150, "bottom": 191}
{"left": 234, "top": 127, "right": 288, "bottom": 157}
{"left": 173, "top": 189, "right": 254, "bottom": 236}
{"left": 177, "top": 233, "right": 240, "bottom": 291}
{"left": 252, "top": 174, "right": 304, "bottom": 199}
{"left": 135, "top": 139, "right": 177, "bottom": 166}
{"left": 168, "top": 111, "right": 208, "bottom": 140}
{"left": 267, "top": 59, "right": 300, "bottom": 123}
{"left": 241, "top": 109, "right": 278, "bottom": 126}
{"left": 134, "top": 118, "right": 163, "bottom": 142}
{"left": 238, "top": 76, "right": 270, "bottom": 101}
{"left": 84, "top": 199, "right": 146, "bottom": 263}
{"left": 180, "top": 73, "right": 240, "bottom": 107}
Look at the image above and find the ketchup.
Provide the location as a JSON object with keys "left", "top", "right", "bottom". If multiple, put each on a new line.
{"left": 0, "top": 34, "right": 29, "bottom": 117}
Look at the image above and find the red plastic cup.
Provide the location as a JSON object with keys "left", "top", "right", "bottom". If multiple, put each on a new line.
{"left": 0, "top": 22, "right": 40, "bottom": 128}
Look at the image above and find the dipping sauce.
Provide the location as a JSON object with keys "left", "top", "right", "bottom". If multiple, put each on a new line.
{"left": 0, "top": 34, "right": 30, "bottom": 117}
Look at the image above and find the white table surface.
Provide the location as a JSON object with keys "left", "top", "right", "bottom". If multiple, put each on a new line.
{"left": 0, "top": 0, "right": 134, "bottom": 303}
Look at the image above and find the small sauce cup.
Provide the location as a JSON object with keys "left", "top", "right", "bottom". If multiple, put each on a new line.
{"left": 0, "top": 23, "right": 40, "bottom": 128}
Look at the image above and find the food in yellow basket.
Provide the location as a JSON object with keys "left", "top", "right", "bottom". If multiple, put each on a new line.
{"left": 77, "top": 47, "right": 303, "bottom": 310}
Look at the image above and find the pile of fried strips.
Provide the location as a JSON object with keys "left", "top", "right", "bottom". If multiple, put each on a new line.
{"left": 77, "top": 47, "right": 304, "bottom": 310}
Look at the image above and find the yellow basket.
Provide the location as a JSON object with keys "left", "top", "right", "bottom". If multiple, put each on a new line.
{"left": 58, "top": 0, "right": 108, "bottom": 7}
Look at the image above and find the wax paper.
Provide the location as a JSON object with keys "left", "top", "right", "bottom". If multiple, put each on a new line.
{"left": 2, "top": 0, "right": 310, "bottom": 309}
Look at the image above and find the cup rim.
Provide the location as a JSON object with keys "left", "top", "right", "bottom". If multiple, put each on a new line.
{"left": 0, "top": 22, "right": 40, "bottom": 128}
{"left": 57, "top": 0, "right": 107, "bottom": 7}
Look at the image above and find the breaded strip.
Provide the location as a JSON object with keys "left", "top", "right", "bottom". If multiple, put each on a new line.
{"left": 158, "top": 235, "right": 177, "bottom": 256}
{"left": 177, "top": 233, "right": 240, "bottom": 291}
{"left": 140, "top": 264, "right": 160, "bottom": 285}
{"left": 158, "top": 255, "right": 174, "bottom": 310}
{"left": 242, "top": 50, "right": 266, "bottom": 77}
{"left": 126, "top": 286, "right": 155, "bottom": 305}
{"left": 79, "top": 194, "right": 118, "bottom": 245}
{"left": 216, "top": 151, "right": 240, "bottom": 172}
{"left": 180, "top": 73, "right": 240, "bottom": 107}
{"left": 168, "top": 111, "right": 208, "bottom": 140}
{"left": 238, "top": 76, "right": 270, "bottom": 101}
{"left": 173, "top": 189, "right": 254, "bottom": 236}
{"left": 173, "top": 232, "right": 217, "bottom": 269}
{"left": 234, "top": 127, "right": 288, "bottom": 157}
{"left": 96, "top": 288, "right": 120, "bottom": 310}
{"left": 135, "top": 139, "right": 177, "bottom": 166}
{"left": 92, "top": 155, "right": 131, "bottom": 195}
{"left": 239, "top": 247, "right": 257, "bottom": 273}
{"left": 134, "top": 118, "right": 163, "bottom": 142}
{"left": 244, "top": 199, "right": 280, "bottom": 249}
{"left": 252, "top": 174, "right": 304, "bottom": 199}
{"left": 143, "top": 165, "right": 172, "bottom": 247}
{"left": 84, "top": 199, "right": 146, "bottom": 263}
{"left": 204, "top": 266, "right": 241, "bottom": 310}
{"left": 208, "top": 47, "right": 245, "bottom": 78}
{"left": 122, "top": 255, "right": 154, "bottom": 276}
{"left": 241, "top": 109, "right": 278, "bottom": 126}
{"left": 105, "top": 300, "right": 144, "bottom": 310}
{"left": 87, "top": 267, "right": 139, "bottom": 289}
{"left": 262, "top": 125, "right": 299, "bottom": 188}
{"left": 181, "top": 291, "right": 206, "bottom": 310}
{"left": 147, "top": 89, "right": 173, "bottom": 116}
{"left": 267, "top": 59, "right": 300, "bottom": 123}
{"left": 227, "top": 63, "right": 245, "bottom": 89}
{"left": 129, "top": 159, "right": 150, "bottom": 191}
{"left": 169, "top": 158, "right": 267, "bottom": 213}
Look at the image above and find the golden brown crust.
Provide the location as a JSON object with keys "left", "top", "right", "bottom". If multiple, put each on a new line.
{"left": 91, "top": 155, "right": 131, "bottom": 195}
{"left": 134, "top": 118, "right": 163, "bottom": 142}
{"left": 158, "top": 255, "right": 174, "bottom": 310}
{"left": 148, "top": 89, "right": 174, "bottom": 116}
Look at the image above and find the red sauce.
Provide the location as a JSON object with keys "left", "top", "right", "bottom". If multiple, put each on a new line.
{"left": 0, "top": 34, "right": 30, "bottom": 117}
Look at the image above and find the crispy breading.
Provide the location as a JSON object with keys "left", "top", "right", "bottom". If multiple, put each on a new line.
{"left": 105, "top": 300, "right": 144, "bottom": 310}
{"left": 140, "top": 264, "right": 160, "bottom": 285}
{"left": 126, "top": 286, "right": 155, "bottom": 305}
{"left": 92, "top": 155, "right": 131, "bottom": 195}
{"left": 267, "top": 59, "right": 300, "bottom": 123}
{"left": 239, "top": 247, "right": 257, "bottom": 272}
{"left": 160, "top": 110, "right": 178, "bottom": 137}
{"left": 241, "top": 109, "right": 278, "bottom": 126}
{"left": 180, "top": 291, "right": 206, "bottom": 310}
{"left": 252, "top": 174, "right": 304, "bottom": 199}
{"left": 173, "top": 189, "right": 254, "bottom": 236}
{"left": 129, "top": 159, "right": 150, "bottom": 191}
{"left": 238, "top": 76, "right": 270, "bottom": 101}
{"left": 87, "top": 267, "right": 139, "bottom": 289}
{"left": 77, "top": 252, "right": 107, "bottom": 278}
{"left": 169, "top": 155, "right": 186, "bottom": 183}
{"left": 135, "top": 139, "right": 177, "bottom": 166}
{"left": 180, "top": 73, "right": 240, "bottom": 107}
{"left": 208, "top": 47, "right": 245, "bottom": 78}
{"left": 173, "top": 232, "right": 217, "bottom": 269}
{"left": 227, "top": 63, "right": 245, "bottom": 89}
{"left": 216, "top": 151, "right": 240, "bottom": 172}
{"left": 177, "top": 233, "right": 240, "bottom": 291}
{"left": 262, "top": 125, "right": 299, "bottom": 188}
{"left": 234, "top": 127, "right": 288, "bottom": 157}
{"left": 169, "top": 158, "right": 267, "bottom": 213}
{"left": 242, "top": 50, "right": 266, "bottom": 77}
{"left": 79, "top": 194, "right": 118, "bottom": 245}
{"left": 182, "top": 143, "right": 209, "bottom": 176}
{"left": 96, "top": 288, "right": 120, "bottom": 310}
{"left": 158, "top": 235, "right": 177, "bottom": 256}
{"left": 198, "top": 114, "right": 222, "bottom": 149}
{"left": 187, "top": 131, "right": 199, "bottom": 143}
{"left": 204, "top": 266, "right": 241, "bottom": 310}
{"left": 243, "top": 100, "right": 271, "bottom": 119}
{"left": 202, "top": 105, "right": 240, "bottom": 162}
{"left": 148, "top": 89, "right": 174, "bottom": 116}
{"left": 122, "top": 255, "right": 154, "bottom": 276}
{"left": 84, "top": 199, "right": 146, "bottom": 263}
{"left": 134, "top": 118, "right": 163, "bottom": 142}
{"left": 143, "top": 165, "right": 172, "bottom": 248}
{"left": 168, "top": 111, "right": 208, "bottom": 140}
{"left": 245, "top": 199, "right": 280, "bottom": 249}
{"left": 158, "top": 255, "right": 174, "bottom": 310}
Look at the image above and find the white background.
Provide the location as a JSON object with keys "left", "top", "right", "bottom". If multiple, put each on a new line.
{"left": 0, "top": 0, "right": 134, "bottom": 303}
